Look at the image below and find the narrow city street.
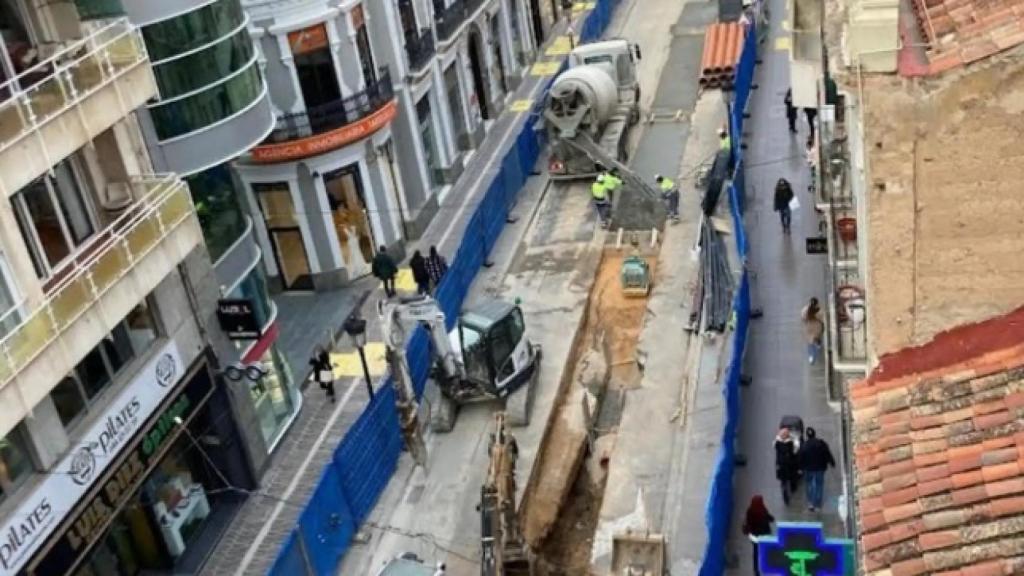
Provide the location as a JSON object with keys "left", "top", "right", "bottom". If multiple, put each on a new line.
{"left": 727, "top": 0, "right": 846, "bottom": 572}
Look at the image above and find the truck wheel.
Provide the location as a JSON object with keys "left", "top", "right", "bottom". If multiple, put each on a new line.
{"left": 426, "top": 380, "right": 457, "bottom": 432}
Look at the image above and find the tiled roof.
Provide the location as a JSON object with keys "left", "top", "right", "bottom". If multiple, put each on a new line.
{"left": 850, "top": 307, "right": 1024, "bottom": 575}
{"left": 910, "top": 0, "right": 1024, "bottom": 73}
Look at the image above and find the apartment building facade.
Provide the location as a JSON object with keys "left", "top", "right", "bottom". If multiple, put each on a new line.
{"left": 117, "top": 0, "right": 303, "bottom": 469}
{"left": 0, "top": 1, "right": 296, "bottom": 574}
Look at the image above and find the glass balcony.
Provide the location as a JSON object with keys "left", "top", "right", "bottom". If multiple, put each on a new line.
{"left": 405, "top": 28, "right": 436, "bottom": 73}
{"left": 0, "top": 175, "right": 197, "bottom": 386}
{"left": 264, "top": 70, "right": 395, "bottom": 144}
{"left": 73, "top": 0, "right": 125, "bottom": 20}
{"left": 0, "top": 18, "right": 147, "bottom": 152}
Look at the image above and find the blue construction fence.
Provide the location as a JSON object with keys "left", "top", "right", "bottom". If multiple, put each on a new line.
{"left": 267, "top": 1, "right": 620, "bottom": 573}
{"left": 698, "top": 16, "right": 758, "bottom": 576}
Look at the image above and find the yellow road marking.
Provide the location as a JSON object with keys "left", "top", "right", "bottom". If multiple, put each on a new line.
{"left": 531, "top": 61, "right": 562, "bottom": 76}
{"left": 546, "top": 36, "right": 573, "bottom": 55}
{"left": 510, "top": 99, "right": 533, "bottom": 112}
{"left": 781, "top": 20, "right": 791, "bottom": 31}
{"left": 774, "top": 37, "right": 791, "bottom": 51}
{"left": 330, "top": 343, "right": 387, "bottom": 378}
{"left": 395, "top": 267, "right": 417, "bottom": 292}
{"left": 572, "top": 2, "right": 596, "bottom": 11}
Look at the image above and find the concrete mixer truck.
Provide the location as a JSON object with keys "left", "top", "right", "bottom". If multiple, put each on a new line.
{"left": 544, "top": 38, "right": 642, "bottom": 180}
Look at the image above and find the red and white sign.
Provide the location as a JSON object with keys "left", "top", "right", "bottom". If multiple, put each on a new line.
{"left": 252, "top": 100, "right": 398, "bottom": 164}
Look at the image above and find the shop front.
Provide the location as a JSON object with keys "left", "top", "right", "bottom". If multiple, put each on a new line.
{"left": 25, "top": 353, "right": 251, "bottom": 576}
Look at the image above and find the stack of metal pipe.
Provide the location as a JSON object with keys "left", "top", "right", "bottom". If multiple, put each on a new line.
{"left": 699, "top": 215, "right": 735, "bottom": 333}
{"left": 699, "top": 22, "right": 746, "bottom": 91}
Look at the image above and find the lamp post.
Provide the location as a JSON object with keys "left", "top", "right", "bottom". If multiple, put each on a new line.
{"left": 343, "top": 316, "right": 374, "bottom": 400}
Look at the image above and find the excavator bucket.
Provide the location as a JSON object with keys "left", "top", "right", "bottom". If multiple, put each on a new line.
{"left": 610, "top": 531, "right": 665, "bottom": 576}
{"left": 620, "top": 255, "right": 651, "bottom": 297}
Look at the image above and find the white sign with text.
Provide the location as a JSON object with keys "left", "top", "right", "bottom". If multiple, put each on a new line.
{"left": 0, "top": 341, "right": 184, "bottom": 574}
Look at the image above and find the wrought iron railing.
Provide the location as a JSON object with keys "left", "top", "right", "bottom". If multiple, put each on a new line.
{"left": 0, "top": 175, "right": 196, "bottom": 385}
{"left": 265, "top": 70, "right": 394, "bottom": 144}
{"left": 405, "top": 28, "right": 436, "bottom": 72}
{"left": 0, "top": 18, "right": 147, "bottom": 152}
{"left": 435, "top": 0, "right": 487, "bottom": 41}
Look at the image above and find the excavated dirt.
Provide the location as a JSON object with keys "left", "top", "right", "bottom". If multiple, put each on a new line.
{"left": 525, "top": 250, "right": 655, "bottom": 568}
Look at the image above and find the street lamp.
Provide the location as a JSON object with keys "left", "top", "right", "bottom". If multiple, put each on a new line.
{"left": 343, "top": 316, "right": 375, "bottom": 400}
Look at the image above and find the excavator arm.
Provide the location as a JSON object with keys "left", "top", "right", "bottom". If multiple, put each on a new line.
{"left": 480, "top": 413, "right": 532, "bottom": 576}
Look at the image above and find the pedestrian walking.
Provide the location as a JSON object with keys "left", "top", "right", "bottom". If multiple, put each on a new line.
{"left": 798, "top": 427, "right": 835, "bottom": 512}
{"left": 742, "top": 495, "right": 775, "bottom": 576}
{"left": 801, "top": 297, "right": 824, "bottom": 364}
{"left": 804, "top": 106, "right": 817, "bottom": 142}
{"left": 774, "top": 427, "right": 800, "bottom": 505}
{"left": 655, "top": 174, "right": 680, "bottom": 222}
{"left": 372, "top": 245, "right": 398, "bottom": 297}
{"left": 784, "top": 89, "right": 798, "bottom": 134}
{"left": 591, "top": 174, "right": 611, "bottom": 227}
{"left": 409, "top": 250, "right": 430, "bottom": 295}
{"left": 310, "top": 346, "right": 335, "bottom": 403}
{"left": 773, "top": 178, "right": 794, "bottom": 234}
{"left": 425, "top": 245, "right": 448, "bottom": 290}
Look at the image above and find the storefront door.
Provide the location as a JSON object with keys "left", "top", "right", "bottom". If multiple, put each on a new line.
{"left": 253, "top": 183, "right": 314, "bottom": 291}
{"left": 323, "top": 165, "right": 375, "bottom": 278}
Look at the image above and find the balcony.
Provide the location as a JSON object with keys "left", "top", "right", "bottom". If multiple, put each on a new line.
{"left": 251, "top": 71, "right": 397, "bottom": 163}
{"left": 405, "top": 28, "right": 436, "bottom": 73}
{"left": 0, "top": 175, "right": 202, "bottom": 417}
{"left": 0, "top": 18, "right": 156, "bottom": 196}
{"left": 435, "top": 0, "right": 487, "bottom": 42}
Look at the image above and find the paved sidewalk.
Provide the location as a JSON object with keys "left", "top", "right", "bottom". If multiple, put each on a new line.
{"left": 200, "top": 8, "right": 597, "bottom": 576}
{"left": 726, "top": 0, "right": 846, "bottom": 573}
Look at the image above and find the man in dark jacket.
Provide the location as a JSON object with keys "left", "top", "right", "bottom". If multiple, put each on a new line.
{"left": 409, "top": 250, "right": 430, "bottom": 295}
{"left": 774, "top": 427, "right": 800, "bottom": 505}
{"left": 799, "top": 427, "right": 836, "bottom": 512}
{"left": 372, "top": 246, "right": 398, "bottom": 297}
{"left": 773, "top": 178, "right": 794, "bottom": 234}
{"left": 784, "top": 89, "right": 798, "bottom": 134}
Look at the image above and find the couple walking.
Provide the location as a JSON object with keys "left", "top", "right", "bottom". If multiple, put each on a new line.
{"left": 371, "top": 245, "right": 448, "bottom": 298}
{"left": 773, "top": 425, "right": 835, "bottom": 510}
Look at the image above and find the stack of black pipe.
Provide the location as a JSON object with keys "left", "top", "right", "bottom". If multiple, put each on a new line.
{"left": 700, "top": 215, "right": 734, "bottom": 332}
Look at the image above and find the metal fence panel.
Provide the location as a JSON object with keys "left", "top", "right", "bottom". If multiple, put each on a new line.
{"left": 298, "top": 465, "right": 357, "bottom": 575}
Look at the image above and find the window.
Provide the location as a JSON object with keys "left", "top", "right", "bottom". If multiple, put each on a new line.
{"left": 141, "top": 0, "right": 245, "bottom": 61}
{"left": 148, "top": 61, "right": 263, "bottom": 141}
{"left": 12, "top": 157, "right": 96, "bottom": 277}
{"left": 48, "top": 300, "right": 160, "bottom": 429}
{"left": 186, "top": 165, "right": 247, "bottom": 263}
{"left": 228, "top": 267, "right": 273, "bottom": 329}
{"left": 0, "top": 424, "right": 33, "bottom": 504}
{"left": 151, "top": 27, "right": 254, "bottom": 100}
{"left": 416, "top": 96, "right": 442, "bottom": 191}
{"left": 0, "top": 254, "right": 21, "bottom": 339}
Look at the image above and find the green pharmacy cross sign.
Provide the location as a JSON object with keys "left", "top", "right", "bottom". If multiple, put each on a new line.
{"left": 757, "top": 522, "right": 853, "bottom": 576}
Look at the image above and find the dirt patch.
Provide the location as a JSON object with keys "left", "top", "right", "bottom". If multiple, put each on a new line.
{"left": 524, "top": 249, "right": 654, "bottom": 565}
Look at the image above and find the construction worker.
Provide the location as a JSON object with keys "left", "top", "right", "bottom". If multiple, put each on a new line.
{"left": 655, "top": 174, "right": 680, "bottom": 222}
{"left": 591, "top": 174, "right": 611, "bottom": 227}
{"left": 718, "top": 128, "right": 731, "bottom": 151}
{"left": 604, "top": 167, "right": 623, "bottom": 204}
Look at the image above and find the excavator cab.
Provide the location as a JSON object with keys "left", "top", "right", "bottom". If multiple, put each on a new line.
{"left": 456, "top": 301, "right": 536, "bottom": 397}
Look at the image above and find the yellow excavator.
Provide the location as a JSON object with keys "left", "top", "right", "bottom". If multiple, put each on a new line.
{"left": 479, "top": 413, "right": 532, "bottom": 576}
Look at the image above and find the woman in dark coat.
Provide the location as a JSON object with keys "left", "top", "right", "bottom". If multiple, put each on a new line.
{"left": 409, "top": 250, "right": 430, "bottom": 295}
{"left": 773, "top": 178, "right": 795, "bottom": 234}
{"left": 742, "top": 494, "right": 775, "bottom": 576}
{"left": 774, "top": 427, "right": 800, "bottom": 505}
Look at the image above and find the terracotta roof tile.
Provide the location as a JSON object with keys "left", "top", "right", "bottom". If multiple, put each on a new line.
{"left": 960, "top": 560, "right": 1008, "bottom": 576}
{"left": 853, "top": 310, "right": 1024, "bottom": 574}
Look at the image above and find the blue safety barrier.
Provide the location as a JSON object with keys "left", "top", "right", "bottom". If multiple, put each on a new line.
{"left": 267, "top": 4, "right": 616, "bottom": 574}
{"left": 698, "top": 17, "right": 759, "bottom": 576}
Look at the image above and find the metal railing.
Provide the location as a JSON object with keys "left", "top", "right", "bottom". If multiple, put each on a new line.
{"left": 404, "top": 28, "right": 436, "bottom": 72}
{"left": 0, "top": 175, "right": 195, "bottom": 386}
{"left": 0, "top": 18, "right": 148, "bottom": 153}
{"left": 265, "top": 70, "right": 394, "bottom": 144}
{"left": 434, "top": 0, "right": 487, "bottom": 41}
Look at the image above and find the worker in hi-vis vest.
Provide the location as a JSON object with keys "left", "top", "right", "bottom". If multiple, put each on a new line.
{"left": 718, "top": 128, "right": 731, "bottom": 151}
{"left": 603, "top": 168, "right": 623, "bottom": 204}
{"left": 655, "top": 174, "right": 680, "bottom": 222}
{"left": 591, "top": 174, "right": 611, "bottom": 227}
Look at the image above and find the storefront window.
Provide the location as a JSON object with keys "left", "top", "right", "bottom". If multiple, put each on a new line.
{"left": 228, "top": 267, "right": 272, "bottom": 329}
{"left": 416, "top": 96, "right": 442, "bottom": 191}
{"left": 141, "top": 0, "right": 245, "bottom": 61}
{"left": 49, "top": 300, "right": 160, "bottom": 428}
{"left": 186, "top": 165, "right": 247, "bottom": 263}
{"left": 250, "top": 346, "right": 296, "bottom": 446}
{"left": 0, "top": 424, "right": 33, "bottom": 505}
